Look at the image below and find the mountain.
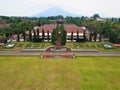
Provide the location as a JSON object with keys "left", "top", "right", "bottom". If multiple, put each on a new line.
{"left": 33, "top": 7, "right": 81, "bottom": 17}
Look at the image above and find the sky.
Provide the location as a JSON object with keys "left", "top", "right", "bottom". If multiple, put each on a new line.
{"left": 0, "top": 0, "right": 120, "bottom": 17}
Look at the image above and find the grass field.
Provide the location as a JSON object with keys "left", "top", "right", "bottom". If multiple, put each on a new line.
{"left": 0, "top": 56, "right": 120, "bottom": 90}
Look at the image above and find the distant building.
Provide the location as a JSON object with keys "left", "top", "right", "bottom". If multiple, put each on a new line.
{"left": 7, "top": 33, "right": 29, "bottom": 42}
{"left": 7, "top": 24, "right": 89, "bottom": 42}
{"left": 32, "top": 24, "right": 86, "bottom": 42}
{"left": 96, "top": 18, "right": 106, "bottom": 22}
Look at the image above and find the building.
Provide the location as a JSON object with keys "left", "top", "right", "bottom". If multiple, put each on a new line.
{"left": 32, "top": 24, "right": 86, "bottom": 42}
{"left": 7, "top": 24, "right": 88, "bottom": 42}
{"left": 7, "top": 33, "right": 29, "bottom": 42}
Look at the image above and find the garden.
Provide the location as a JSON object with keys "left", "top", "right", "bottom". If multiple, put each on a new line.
{"left": 66, "top": 42, "right": 120, "bottom": 52}
{"left": 0, "top": 41, "right": 120, "bottom": 52}
{"left": 0, "top": 42, "right": 52, "bottom": 50}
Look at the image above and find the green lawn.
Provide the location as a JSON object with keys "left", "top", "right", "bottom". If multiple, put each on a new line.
{"left": 0, "top": 56, "right": 120, "bottom": 90}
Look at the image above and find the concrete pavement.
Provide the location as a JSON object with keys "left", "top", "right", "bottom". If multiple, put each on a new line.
{"left": 0, "top": 50, "right": 120, "bottom": 56}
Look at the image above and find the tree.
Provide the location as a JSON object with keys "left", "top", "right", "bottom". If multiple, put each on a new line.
{"left": 33, "top": 30, "right": 36, "bottom": 41}
{"left": 37, "top": 28, "right": 40, "bottom": 41}
{"left": 47, "top": 30, "right": 50, "bottom": 42}
{"left": 29, "top": 30, "right": 32, "bottom": 41}
{"left": 92, "top": 14, "right": 100, "bottom": 20}
{"left": 51, "top": 30, "right": 55, "bottom": 44}
{"left": 14, "top": 23, "right": 21, "bottom": 42}
{"left": 51, "top": 28, "right": 58, "bottom": 45}
{"left": 89, "top": 32, "right": 92, "bottom": 41}
{"left": 99, "top": 33, "right": 102, "bottom": 42}
{"left": 60, "top": 24, "right": 66, "bottom": 45}
{"left": 17, "top": 33, "right": 20, "bottom": 41}
{"left": 36, "top": 17, "right": 50, "bottom": 26}
{"left": 42, "top": 28, "right": 45, "bottom": 42}
{"left": 51, "top": 24, "right": 66, "bottom": 45}
{"left": 77, "top": 30, "right": 79, "bottom": 41}
{"left": 61, "top": 25, "right": 66, "bottom": 45}
{"left": 83, "top": 30, "right": 86, "bottom": 41}
{"left": 102, "top": 22, "right": 111, "bottom": 41}
{"left": 94, "top": 30, "right": 97, "bottom": 42}
{"left": 23, "top": 31, "right": 26, "bottom": 41}
{"left": 62, "top": 29, "right": 66, "bottom": 45}
{"left": 109, "top": 29, "right": 119, "bottom": 43}
{"left": 97, "top": 23, "right": 103, "bottom": 42}
{"left": 119, "top": 18, "right": 120, "bottom": 23}
{"left": 71, "top": 31, "right": 73, "bottom": 41}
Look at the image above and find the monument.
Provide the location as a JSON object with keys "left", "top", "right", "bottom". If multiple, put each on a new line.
{"left": 42, "top": 18, "right": 74, "bottom": 58}
{"left": 55, "top": 29, "right": 62, "bottom": 49}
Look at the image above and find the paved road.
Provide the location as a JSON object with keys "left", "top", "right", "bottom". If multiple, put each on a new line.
{"left": 0, "top": 50, "right": 120, "bottom": 56}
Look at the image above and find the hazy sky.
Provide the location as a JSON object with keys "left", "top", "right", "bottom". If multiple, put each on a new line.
{"left": 0, "top": 0, "right": 120, "bottom": 17}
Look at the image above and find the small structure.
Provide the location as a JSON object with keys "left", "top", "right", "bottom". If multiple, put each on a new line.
{"left": 41, "top": 53, "right": 74, "bottom": 58}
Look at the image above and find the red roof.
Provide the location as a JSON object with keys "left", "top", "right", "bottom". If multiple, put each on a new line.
{"left": 114, "top": 44, "right": 120, "bottom": 47}
{"left": 8, "top": 34, "right": 17, "bottom": 39}
{"left": 32, "top": 24, "right": 84, "bottom": 34}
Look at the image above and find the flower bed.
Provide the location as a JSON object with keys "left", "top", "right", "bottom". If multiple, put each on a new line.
{"left": 103, "top": 44, "right": 113, "bottom": 49}
{"left": 41, "top": 53, "right": 74, "bottom": 58}
{"left": 5, "top": 43, "right": 16, "bottom": 48}
{"left": 114, "top": 44, "right": 120, "bottom": 47}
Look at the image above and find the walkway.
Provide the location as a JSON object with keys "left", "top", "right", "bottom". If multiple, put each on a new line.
{"left": 0, "top": 50, "right": 120, "bottom": 56}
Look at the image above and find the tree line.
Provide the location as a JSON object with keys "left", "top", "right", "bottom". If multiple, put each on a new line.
{"left": 0, "top": 14, "right": 120, "bottom": 43}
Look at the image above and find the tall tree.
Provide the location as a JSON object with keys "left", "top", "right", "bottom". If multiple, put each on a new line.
{"left": 17, "top": 34, "right": 20, "bottom": 41}
{"left": 37, "top": 28, "right": 40, "bottom": 41}
{"left": 92, "top": 14, "right": 100, "bottom": 20}
{"left": 83, "top": 30, "right": 86, "bottom": 41}
{"left": 42, "top": 28, "right": 45, "bottom": 42}
{"left": 94, "top": 30, "right": 97, "bottom": 42}
{"left": 109, "top": 29, "right": 119, "bottom": 43}
{"left": 61, "top": 25, "right": 66, "bottom": 45}
{"left": 89, "top": 32, "right": 92, "bottom": 41}
{"left": 62, "top": 29, "right": 66, "bottom": 45}
{"left": 47, "top": 30, "right": 50, "bottom": 42}
{"left": 99, "top": 34, "right": 102, "bottom": 42}
{"left": 51, "top": 30, "right": 55, "bottom": 44}
{"left": 96, "top": 22, "right": 103, "bottom": 42}
{"left": 23, "top": 31, "right": 26, "bottom": 41}
{"left": 33, "top": 30, "right": 36, "bottom": 42}
{"left": 29, "top": 30, "right": 32, "bottom": 41}
{"left": 15, "top": 24, "right": 21, "bottom": 42}
{"left": 51, "top": 28, "right": 58, "bottom": 45}
{"left": 102, "top": 22, "right": 111, "bottom": 41}
{"left": 77, "top": 30, "right": 79, "bottom": 41}
{"left": 71, "top": 31, "right": 73, "bottom": 41}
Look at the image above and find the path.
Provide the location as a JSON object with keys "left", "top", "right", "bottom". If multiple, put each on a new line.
{"left": 0, "top": 50, "right": 120, "bottom": 56}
